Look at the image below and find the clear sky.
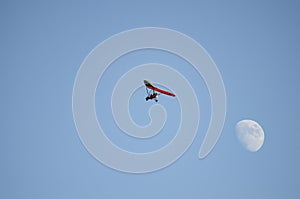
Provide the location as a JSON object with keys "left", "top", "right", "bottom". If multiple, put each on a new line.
{"left": 1, "top": 0, "right": 300, "bottom": 198}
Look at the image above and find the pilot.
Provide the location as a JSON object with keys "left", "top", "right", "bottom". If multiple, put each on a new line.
{"left": 145, "top": 93, "right": 158, "bottom": 101}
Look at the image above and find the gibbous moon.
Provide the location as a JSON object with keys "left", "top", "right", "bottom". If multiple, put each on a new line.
{"left": 235, "top": 120, "right": 264, "bottom": 152}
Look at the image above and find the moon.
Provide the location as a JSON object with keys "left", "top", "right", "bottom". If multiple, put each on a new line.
{"left": 235, "top": 120, "right": 265, "bottom": 152}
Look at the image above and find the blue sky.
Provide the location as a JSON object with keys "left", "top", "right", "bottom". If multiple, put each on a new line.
{"left": 1, "top": 0, "right": 300, "bottom": 198}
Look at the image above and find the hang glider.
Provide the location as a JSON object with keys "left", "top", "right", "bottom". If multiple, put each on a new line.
{"left": 144, "top": 80, "right": 175, "bottom": 102}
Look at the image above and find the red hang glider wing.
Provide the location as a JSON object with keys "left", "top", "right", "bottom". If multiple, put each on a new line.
{"left": 144, "top": 80, "right": 175, "bottom": 97}
{"left": 151, "top": 86, "right": 175, "bottom": 97}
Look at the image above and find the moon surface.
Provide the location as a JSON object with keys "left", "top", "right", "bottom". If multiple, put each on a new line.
{"left": 235, "top": 120, "right": 265, "bottom": 152}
